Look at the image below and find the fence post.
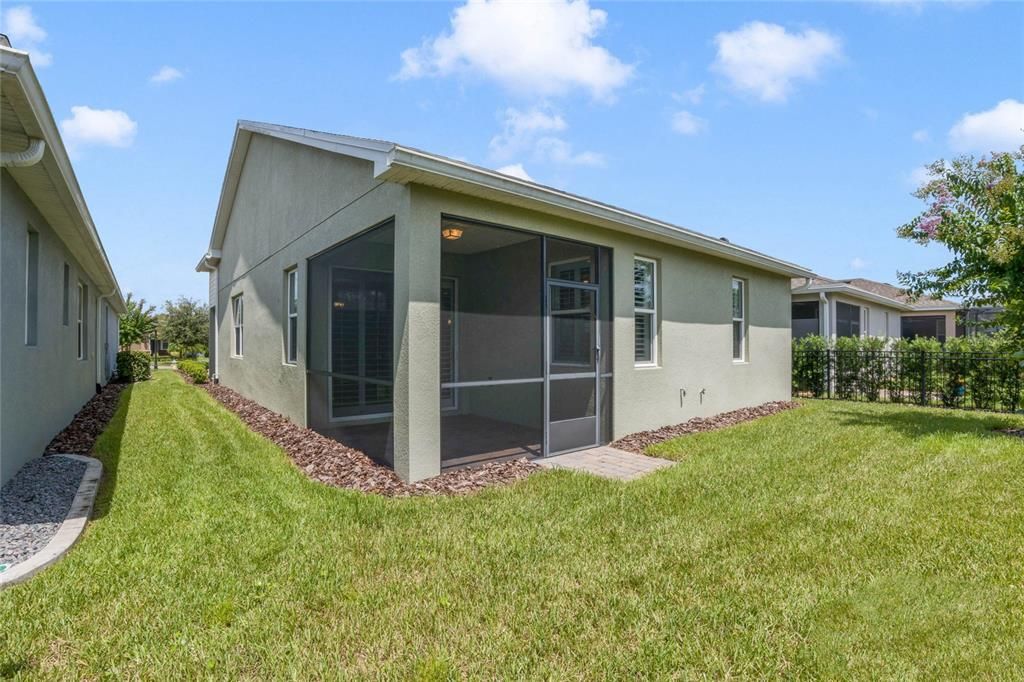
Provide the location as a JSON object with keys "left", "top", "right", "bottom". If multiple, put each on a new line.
{"left": 827, "top": 349, "right": 833, "bottom": 399}
{"left": 918, "top": 349, "right": 928, "bottom": 406}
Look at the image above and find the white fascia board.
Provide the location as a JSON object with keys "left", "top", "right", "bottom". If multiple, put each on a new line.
{"left": 796, "top": 284, "right": 915, "bottom": 311}
{"left": 384, "top": 146, "right": 813, "bottom": 278}
{"left": 0, "top": 46, "right": 125, "bottom": 311}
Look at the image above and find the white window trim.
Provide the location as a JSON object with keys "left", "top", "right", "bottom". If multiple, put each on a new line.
{"left": 232, "top": 294, "right": 244, "bottom": 358}
{"left": 732, "top": 277, "right": 747, "bottom": 363}
{"left": 285, "top": 268, "right": 298, "bottom": 365}
{"left": 76, "top": 281, "right": 85, "bottom": 360}
{"left": 634, "top": 256, "right": 658, "bottom": 367}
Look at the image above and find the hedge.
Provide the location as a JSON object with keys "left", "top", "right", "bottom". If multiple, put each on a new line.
{"left": 116, "top": 351, "right": 151, "bottom": 383}
{"left": 178, "top": 359, "right": 208, "bottom": 384}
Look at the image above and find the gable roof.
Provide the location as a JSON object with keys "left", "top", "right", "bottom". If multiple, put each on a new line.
{"left": 791, "top": 275, "right": 959, "bottom": 312}
{"left": 1, "top": 46, "right": 125, "bottom": 312}
{"left": 198, "top": 120, "right": 813, "bottom": 278}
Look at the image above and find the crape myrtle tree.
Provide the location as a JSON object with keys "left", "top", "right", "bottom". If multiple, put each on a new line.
{"left": 897, "top": 145, "right": 1023, "bottom": 349}
{"left": 118, "top": 293, "right": 157, "bottom": 351}
{"left": 162, "top": 296, "right": 208, "bottom": 359}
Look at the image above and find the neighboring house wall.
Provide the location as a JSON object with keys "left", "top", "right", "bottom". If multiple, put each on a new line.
{"left": 790, "top": 292, "right": 901, "bottom": 340}
{"left": 901, "top": 310, "right": 956, "bottom": 341}
{"left": 0, "top": 170, "right": 107, "bottom": 484}
{"left": 212, "top": 135, "right": 794, "bottom": 483}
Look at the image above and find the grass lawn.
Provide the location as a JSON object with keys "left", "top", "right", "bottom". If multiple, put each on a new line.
{"left": 2, "top": 372, "right": 1023, "bottom": 678}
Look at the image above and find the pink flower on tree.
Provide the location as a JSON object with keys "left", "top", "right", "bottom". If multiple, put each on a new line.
{"left": 919, "top": 214, "right": 941, "bottom": 237}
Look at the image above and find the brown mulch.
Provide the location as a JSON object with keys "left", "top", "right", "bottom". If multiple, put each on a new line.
{"left": 612, "top": 401, "right": 801, "bottom": 454}
{"left": 998, "top": 428, "right": 1024, "bottom": 439}
{"left": 44, "top": 382, "right": 127, "bottom": 455}
{"left": 200, "top": 382, "right": 539, "bottom": 497}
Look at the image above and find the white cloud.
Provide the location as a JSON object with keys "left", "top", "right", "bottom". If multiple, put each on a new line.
{"left": 712, "top": 21, "right": 842, "bottom": 103}
{"left": 150, "top": 66, "right": 184, "bottom": 84}
{"left": 948, "top": 99, "right": 1024, "bottom": 153}
{"left": 849, "top": 257, "right": 869, "bottom": 271}
{"left": 495, "top": 163, "right": 533, "bottom": 181}
{"left": 911, "top": 129, "right": 930, "bottom": 143}
{"left": 396, "top": 0, "right": 633, "bottom": 100}
{"left": 2, "top": 6, "right": 53, "bottom": 67}
{"left": 534, "top": 137, "right": 605, "bottom": 166}
{"left": 489, "top": 106, "right": 567, "bottom": 158}
{"left": 60, "top": 106, "right": 138, "bottom": 149}
{"left": 673, "top": 83, "right": 706, "bottom": 106}
{"left": 671, "top": 110, "right": 708, "bottom": 136}
{"left": 489, "top": 106, "right": 604, "bottom": 167}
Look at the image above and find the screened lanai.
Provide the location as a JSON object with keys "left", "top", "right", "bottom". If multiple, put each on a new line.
{"left": 305, "top": 216, "right": 612, "bottom": 470}
{"left": 439, "top": 217, "right": 612, "bottom": 466}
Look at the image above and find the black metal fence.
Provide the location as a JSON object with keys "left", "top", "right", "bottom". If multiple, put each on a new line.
{"left": 793, "top": 349, "right": 1023, "bottom": 413}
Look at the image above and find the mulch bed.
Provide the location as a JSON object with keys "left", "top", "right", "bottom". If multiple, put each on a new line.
{"left": 44, "top": 383, "right": 126, "bottom": 455}
{"left": 998, "top": 428, "right": 1024, "bottom": 439}
{"left": 199, "top": 381, "right": 539, "bottom": 497}
{"left": 612, "top": 401, "right": 800, "bottom": 454}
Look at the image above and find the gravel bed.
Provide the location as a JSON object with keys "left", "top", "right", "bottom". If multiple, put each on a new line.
{"left": 45, "top": 382, "right": 126, "bottom": 455}
{"left": 612, "top": 401, "right": 800, "bottom": 454}
{"left": 1, "top": 456, "right": 87, "bottom": 568}
{"left": 200, "top": 381, "right": 539, "bottom": 497}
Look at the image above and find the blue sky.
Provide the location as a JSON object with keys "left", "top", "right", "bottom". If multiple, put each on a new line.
{"left": 4, "top": 1, "right": 1022, "bottom": 305}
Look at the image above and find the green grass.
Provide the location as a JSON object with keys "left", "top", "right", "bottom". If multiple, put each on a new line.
{"left": 2, "top": 372, "right": 1023, "bottom": 678}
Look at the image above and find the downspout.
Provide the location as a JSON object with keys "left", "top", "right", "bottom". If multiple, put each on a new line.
{"left": 819, "top": 292, "right": 829, "bottom": 340}
{"left": 1, "top": 138, "right": 45, "bottom": 167}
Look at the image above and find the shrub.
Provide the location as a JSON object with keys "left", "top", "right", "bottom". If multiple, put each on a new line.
{"left": 178, "top": 359, "right": 208, "bottom": 384}
{"left": 116, "top": 351, "right": 152, "bottom": 383}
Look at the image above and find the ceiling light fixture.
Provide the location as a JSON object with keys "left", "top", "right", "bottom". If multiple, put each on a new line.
{"left": 441, "top": 226, "right": 464, "bottom": 240}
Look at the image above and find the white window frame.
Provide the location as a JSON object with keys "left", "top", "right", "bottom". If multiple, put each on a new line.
{"left": 285, "top": 268, "right": 298, "bottom": 364}
{"left": 232, "top": 294, "right": 244, "bottom": 358}
{"left": 634, "top": 257, "right": 658, "bottom": 367}
{"left": 77, "top": 282, "right": 85, "bottom": 360}
{"left": 732, "top": 277, "right": 747, "bottom": 363}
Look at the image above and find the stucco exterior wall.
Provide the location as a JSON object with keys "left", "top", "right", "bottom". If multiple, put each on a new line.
{"left": 211, "top": 134, "right": 408, "bottom": 432}
{"left": 1, "top": 170, "right": 107, "bottom": 484}
{"left": 409, "top": 186, "right": 793, "bottom": 439}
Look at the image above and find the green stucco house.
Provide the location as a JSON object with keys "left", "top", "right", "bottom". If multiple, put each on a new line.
{"left": 1, "top": 43, "right": 125, "bottom": 484}
{"left": 197, "top": 121, "right": 811, "bottom": 483}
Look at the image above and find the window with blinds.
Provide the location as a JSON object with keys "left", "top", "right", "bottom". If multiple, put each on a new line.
{"left": 634, "top": 257, "right": 656, "bottom": 365}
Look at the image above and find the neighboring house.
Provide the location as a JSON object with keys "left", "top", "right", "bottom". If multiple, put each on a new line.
{"left": 197, "top": 121, "right": 812, "bottom": 483}
{"left": 127, "top": 338, "right": 169, "bottom": 355}
{"left": 958, "top": 306, "right": 1004, "bottom": 337}
{"left": 1, "top": 43, "right": 125, "bottom": 484}
{"left": 791, "top": 276, "right": 959, "bottom": 342}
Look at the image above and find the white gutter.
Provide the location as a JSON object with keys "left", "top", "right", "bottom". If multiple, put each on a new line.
{"left": 0, "top": 137, "right": 44, "bottom": 167}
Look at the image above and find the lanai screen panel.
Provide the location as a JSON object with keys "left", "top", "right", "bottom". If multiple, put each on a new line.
{"left": 307, "top": 221, "right": 395, "bottom": 465}
{"left": 440, "top": 219, "right": 544, "bottom": 465}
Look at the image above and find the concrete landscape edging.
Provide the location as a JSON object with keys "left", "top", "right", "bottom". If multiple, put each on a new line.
{"left": 0, "top": 454, "right": 102, "bottom": 588}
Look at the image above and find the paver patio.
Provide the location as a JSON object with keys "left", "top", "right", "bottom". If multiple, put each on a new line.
{"left": 536, "top": 445, "right": 674, "bottom": 480}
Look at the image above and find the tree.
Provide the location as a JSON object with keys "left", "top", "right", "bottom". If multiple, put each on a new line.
{"left": 162, "top": 296, "right": 208, "bottom": 358}
{"left": 118, "top": 293, "right": 157, "bottom": 351}
{"left": 897, "top": 145, "right": 1023, "bottom": 342}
